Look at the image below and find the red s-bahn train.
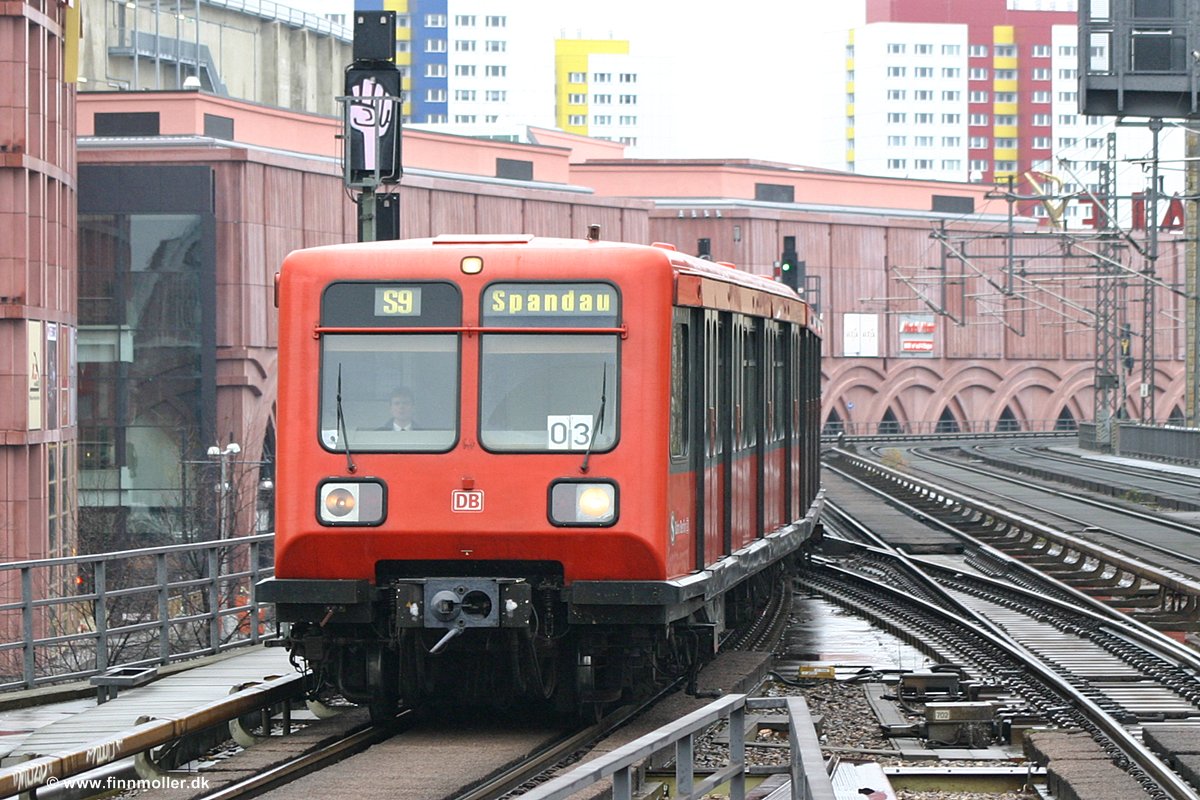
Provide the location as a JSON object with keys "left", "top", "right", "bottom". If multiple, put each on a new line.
{"left": 258, "top": 232, "right": 825, "bottom": 718}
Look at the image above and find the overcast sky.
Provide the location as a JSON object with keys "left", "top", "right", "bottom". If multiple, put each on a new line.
{"left": 284, "top": 1, "right": 863, "bottom": 167}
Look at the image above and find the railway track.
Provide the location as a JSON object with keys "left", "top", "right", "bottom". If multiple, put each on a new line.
{"left": 805, "top": 527, "right": 1200, "bottom": 799}
{"left": 816, "top": 445, "right": 1200, "bottom": 798}
{"left": 827, "top": 446, "right": 1200, "bottom": 633}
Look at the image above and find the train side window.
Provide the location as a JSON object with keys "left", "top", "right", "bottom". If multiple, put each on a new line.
{"left": 319, "top": 333, "right": 459, "bottom": 452}
{"left": 670, "top": 317, "right": 688, "bottom": 460}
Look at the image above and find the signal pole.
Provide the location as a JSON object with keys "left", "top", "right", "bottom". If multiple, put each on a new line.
{"left": 342, "top": 11, "right": 403, "bottom": 242}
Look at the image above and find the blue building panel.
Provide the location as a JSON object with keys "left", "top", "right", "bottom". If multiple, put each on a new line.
{"left": 410, "top": 0, "right": 448, "bottom": 123}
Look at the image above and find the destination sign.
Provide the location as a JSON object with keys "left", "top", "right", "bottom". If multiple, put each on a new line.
{"left": 374, "top": 287, "right": 422, "bottom": 316}
{"left": 482, "top": 283, "right": 619, "bottom": 327}
{"left": 321, "top": 281, "right": 461, "bottom": 328}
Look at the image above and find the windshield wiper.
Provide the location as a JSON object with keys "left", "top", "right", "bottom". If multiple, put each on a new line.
{"left": 336, "top": 365, "right": 357, "bottom": 474}
{"left": 580, "top": 365, "right": 607, "bottom": 474}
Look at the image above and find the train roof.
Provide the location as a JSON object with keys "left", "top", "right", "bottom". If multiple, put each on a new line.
{"left": 286, "top": 234, "right": 820, "bottom": 334}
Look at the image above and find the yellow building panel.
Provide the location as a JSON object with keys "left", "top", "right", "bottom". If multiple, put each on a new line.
{"left": 993, "top": 56, "right": 1017, "bottom": 69}
{"left": 846, "top": 103, "right": 855, "bottom": 116}
{"left": 383, "top": 0, "right": 408, "bottom": 11}
{"left": 994, "top": 125, "right": 1018, "bottom": 137}
{"left": 554, "top": 39, "right": 629, "bottom": 132}
{"left": 993, "top": 102, "right": 1018, "bottom": 115}
{"left": 396, "top": 26, "right": 412, "bottom": 42}
{"left": 994, "top": 148, "right": 1019, "bottom": 160}
{"left": 993, "top": 79, "right": 1019, "bottom": 92}
{"left": 846, "top": 80, "right": 855, "bottom": 93}
{"left": 993, "top": 25, "right": 1014, "bottom": 45}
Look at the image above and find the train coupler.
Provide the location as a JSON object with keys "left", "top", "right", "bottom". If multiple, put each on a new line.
{"left": 392, "top": 578, "right": 533, "bottom": 632}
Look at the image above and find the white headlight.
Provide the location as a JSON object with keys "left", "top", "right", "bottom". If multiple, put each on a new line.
{"left": 549, "top": 481, "right": 617, "bottom": 526}
{"left": 318, "top": 480, "right": 386, "bottom": 526}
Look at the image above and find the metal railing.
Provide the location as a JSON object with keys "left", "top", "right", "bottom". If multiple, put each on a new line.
{"left": 522, "top": 694, "right": 835, "bottom": 800}
{"left": 822, "top": 419, "right": 1079, "bottom": 441}
{"left": 0, "top": 535, "right": 274, "bottom": 692}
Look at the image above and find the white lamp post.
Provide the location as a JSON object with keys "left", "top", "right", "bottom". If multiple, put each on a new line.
{"left": 206, "top": 442, "right": 241, "bottom": 539}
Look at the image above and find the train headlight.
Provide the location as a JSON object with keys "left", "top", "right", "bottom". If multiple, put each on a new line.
{"left": 317, "top": 479, "right": 387, "bottom": 526}
{"left": 549, "top": 480, "right": 617, "bottom": 527}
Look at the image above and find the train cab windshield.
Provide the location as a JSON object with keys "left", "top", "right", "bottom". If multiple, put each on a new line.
{"left": 315, "top": 279, "right": 620, "bottom": 455}
{"left": 479, "top": 282, "right": 620, "bottom": 453}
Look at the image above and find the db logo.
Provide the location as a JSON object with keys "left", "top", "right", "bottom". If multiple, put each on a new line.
{"left": 451, "top": 489, "right": 484, "bottom": 512}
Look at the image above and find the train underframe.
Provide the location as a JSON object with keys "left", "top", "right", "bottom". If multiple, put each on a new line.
{"left": 263, "top": 559, "right": 796, "bottom": 721}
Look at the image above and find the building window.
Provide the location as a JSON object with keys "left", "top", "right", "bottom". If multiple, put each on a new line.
{"left": 915, "top": 159, "right": 934, "bottom": 169}
{"left": 1086, "top": 136, "right": 1104, "bottom": 148}
{"left": 888, "top": 135, "right": 907, "bottom": 146}
{"left": 943, "top": 44, "right": 960, "bottom": 55}
{"left": 970, "top": 113, "right": 990, "bottom": 125}
{"left": 486, "top": 90, "right": 507, "bottom": 102}
{"left": 593, "top": 114, "right": 611, "bottom": 125}
{"left": 970, "top": 136, "right": 989, "bottom": 148}
{"left": 887, "top": 43, "right": 906, "bottom": 53}
{"left": 942, "top": 113, "right": 961, "bottom": 124}
{"left": 619, "top": 115, "right": 637, "bottom": 125}
{"left": 995, "top": 92, "right": 1017, "bottom": 103}
{"left": 1032, "top": 90, "right": 1051, "bottom": 103}
{"left": 426, "top": 39, "right": 447, "bottom": 53}
{"left": 486, "top": 40, "right": 507, "bottom": 52}
{"left": 568, "top": 93, "right": 586, "bottom": 104}
{"left": 943, "top": 136, "right": 961, "bottom": 146}
{"left": 887, "top": 112, "right": 907, "bottom": 123}
{"left": 1032, "top": 44, "right": 1051, "bottom": 57}
{"left": 969, "top": 44, "right": 988, "bottom": 57}
{"left": 568, "top": 114, "right": 586, "bottom": 125}
{"left": 995, "top": 69, "right": 1017, "bottom": 80}
{"left": 1058, "top": 68, "right": 1077, "bottom": 79}
{"left": 915, "top": 90, "right": 933, "bottom": 100}
{"left": 455, "top": 40, "right": 476, "bottom": 52}
{"left": 970, "top": 90, "right": 990, "bottom": 102}
{"left": 1033, "top": 136, "right": 1051, "bottom": 148}
{"left": 486, "top": 65, "right": 506, "bottom": 77}
{"left": 455, "top": 15, "right": 476, "bottom": 26}
{"left": 1032, "top": 68, "right": 1051, "bottom": 80}
{"left": 887, "top": 66, "right": 906, "bottom": 77}
{"left": 915, "top": 66, "right": 934, "bottom": 77}
{"left": 995, "top": 160, "right": 1017, "bottom": 171}
{"left": 619, "top": 136, "right": 637, "bottom": 145}
{"left": 593, "top": 72, "right": 611, "bottom": 82}
{"left": 425, "top": 114, "right": 447, "bottom": 123}
{"left": 915, "top": 43, "right": 933, "bottom": 54}
{"left": 942, "top": 67, "right": 960, "bottom": 78}
{"left": 942, "top": 159, "right": 961, "bottom": 170}
{"left": 455, "top": 115, "right": 476, "bottom": 123}
{"left": 485, "top": 15, "right": 506, "bottom": 26}
{"left": 1058, "top": 113, "right": 1078, "bottom": 125}
{"left": 1058, "top": 137, "right": 1079, "bottom": 148}
{"left": 887, "top": 158, "right": 907, "bottom": 169}
{"left": 426, "top": 64, "right": 447, "bottom": 77}
{"left": 915, "top": 136, "right": 934, "bottom": 146}
{"left": 970, "top": 158, "right": 989, "bottom": 171}
{"left": 426, "top": 89, "right": 447, "bottom": 102}
{"left": 995, "top": 115, "right": 1017, "bottom": 126}
{"left": 1058, "top": 45, "right": 1076, "bottom": 57}
{"left": 620, "top": 73, "right": 637, "bottom": 83}
{"left": 619, "top": 94, "right": 637, "bottom": 104}
{"left": 593, "top": 93, "right": 611, "bottom": 104}
{"left": 969, "top": 67, "right": 989, "bottom": 80}
{"left": 994, "top": 44, "right": 1016, "bottom": 57}
{"left": 995, "top": 137, "right": 1018, "bottom": 148}
{"left": 456, "top": 65, "right": 476, "bottom": 76}
{"left": 915, "top": 112, "right": 934, "bottom": 123}
{"left": 424, "top": 13, "right": 446, "bottom": 27}
{"left": 1033, "top": 114, "right": 1050, "bottom": 125}
{"left": 942, "top": 90, "right": 960, "bottom": 101}
{"left": 568, "top": 71, "right": 586, "bottom": 83}
{"left": 456, "top": 90, "right": 476, "bottom": 101}
{"left": 888, "top": 89, "right": 907, "bottom": 100}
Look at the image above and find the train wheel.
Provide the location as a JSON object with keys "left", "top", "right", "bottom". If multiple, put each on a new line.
{"left": 366, "top": 646, "right": 399, "bottom": 724}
